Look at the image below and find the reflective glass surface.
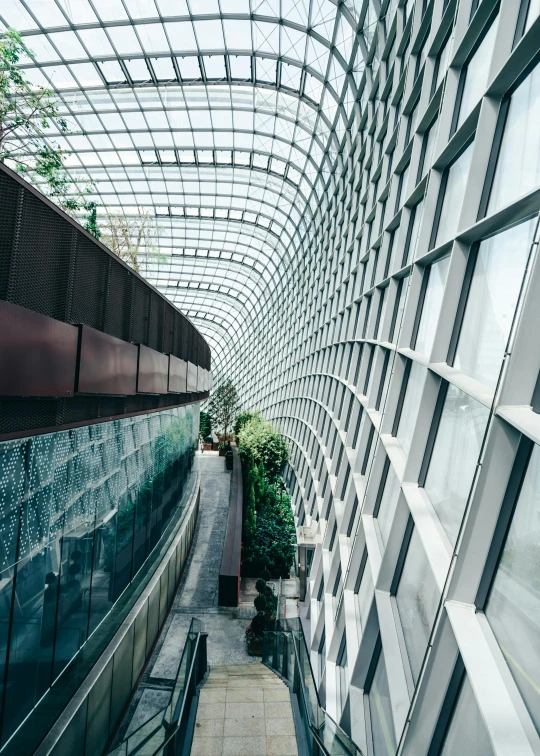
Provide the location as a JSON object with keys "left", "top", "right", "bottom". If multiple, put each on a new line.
{"left": 377, "top": 464, "right": 401, "bottom": 547}
{"left": 488, "top": 60, "right": 540, "bottom": 214}
{"left": 454, "top": 218, "right": 535, "bottom": 388}
{"left": 369, "top": 649, "right": 397, "bottom": 756}
{"left": 435, "top": 143, "right": 474, "bottom": 247}
{"left": 424, "top": 385, "right": 489, "bottom": 546}
{"left": 440, "top": 674, "right": 494, "bottom": 755}
{"left": 395, "top": 528, "right": 440, "bottom": 683}
{"left": 456, "top": 16, "right": 498, "bottom": 129}
{"left": 0, "top": 405, "right": 197, "bottom": 745}
{"left": 396, "top": 361, "right": 427, "bottom": 456}
{"left": 414, "top": 255, "right": 450, "bottom": 357}
{"left": 486, "top": 444, "right": 540, "bottom": 734}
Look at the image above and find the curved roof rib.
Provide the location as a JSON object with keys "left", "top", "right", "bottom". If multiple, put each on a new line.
{"left": 3, "top": 0, "right": 372, "bottom": 377}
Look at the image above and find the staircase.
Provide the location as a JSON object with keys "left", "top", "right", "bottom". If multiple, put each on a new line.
{"left": 191, "top": 663, "right": 298, "bottom": 756}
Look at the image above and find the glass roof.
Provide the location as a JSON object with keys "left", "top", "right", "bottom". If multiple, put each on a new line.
{"left": 2, "top": 0, "right": 379, "bottom": 372}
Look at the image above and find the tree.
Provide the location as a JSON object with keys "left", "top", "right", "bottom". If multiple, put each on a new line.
{"left": 238, "top": 415, "right": 289, "bottom": 482}
{"left": 101, "top": 209, "right": 163, "bottom": 272}
{"left": 0, "top": 28, "right": 98, "bottom": 235}
{"left": 207, "top": 380, "right": 240, "bottom": 440}
{"left": 200, "top": 411, "right": 212, "bottom": 439}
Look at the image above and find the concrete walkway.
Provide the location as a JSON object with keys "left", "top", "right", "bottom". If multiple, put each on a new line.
{"left": 191, "top": 663, "right": 298, "bottom": 756}
{"left": 114, "top": 452, "right": 258, "bottom": 744}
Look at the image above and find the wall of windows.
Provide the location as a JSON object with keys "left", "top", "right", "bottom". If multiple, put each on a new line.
{"left": 0, "top": 405, "right": 197, "bottom": 747}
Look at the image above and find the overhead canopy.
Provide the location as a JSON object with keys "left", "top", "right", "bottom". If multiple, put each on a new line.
{"left": 2, "top": 0, "right": 381, "bottom": 376}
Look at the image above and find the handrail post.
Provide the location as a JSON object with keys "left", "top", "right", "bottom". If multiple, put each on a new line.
{"left": 198, "top": 632, "right": 208, "bottom": 683}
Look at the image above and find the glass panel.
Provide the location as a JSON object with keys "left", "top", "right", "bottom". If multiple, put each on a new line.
{"left": 486, "top": 444, "right": 540, "bottom": 734}
{"left": 414, "top": 255, "right": 450, "bottom": 357}
{"left": 456, "top": 17, "right": 498, "bottom": 129}
{"left": 487, "top": 60, "right": 540, "bottom": 214}
{"left": 435, "top": 143, "right": 474, "bottom": 246}
{"left": 369, "top": 649, "right": 397, "bottom": 756}
{"left": 396, "top": 361, "right": 427, "bottom": 456}
{"left": 356, "top": 558, "right": 374, "bottom": 628}
{"left": 440, "top": 675, "right": 494, "bottom": 755}
{"left": 395, "top": 529, "right": 441, "bottom": 683}
{"left": 0, "top": 405, "right": 197, "bottom": 746}
{"left": 377, "top": 464, "right": 401, "bottom": 547}
{"left": 424, "top": 385, "right": 490, "bottom": 546}
{"left": 454, "top": 218, "right": 535, "bottom": 388}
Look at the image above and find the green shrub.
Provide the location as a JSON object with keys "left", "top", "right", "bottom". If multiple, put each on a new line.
{"left": 238, "top": 416, "right": 288, "bottom": 483}
{"left": 260, "top": 567, "right": 271, "bottom": 581}
{"left": 234, "top": 410, "right": 259, "bottom": 439}
{"left": 254, "top": 595, "right": 267, "bottom": 612}
{"left": 255, "top": 578, "right": 267, "bottom": 595}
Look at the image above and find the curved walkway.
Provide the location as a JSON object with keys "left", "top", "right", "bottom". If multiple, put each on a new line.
{"left": 114, "top": 452, "right": 257, "bottom": 743}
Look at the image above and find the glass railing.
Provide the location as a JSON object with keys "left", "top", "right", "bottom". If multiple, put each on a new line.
{"left": 263, "top": 603, "right": 364, "bottom": 755}
{"left": 107, "top": 618, "right": 206, "bottom": 756}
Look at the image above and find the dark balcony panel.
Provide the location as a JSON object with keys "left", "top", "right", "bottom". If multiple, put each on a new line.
{"left": 78, "top": 325, "right": 138, "bottom": 395}
{"left": 168, "top": 355, "right": 188, "bottom": 393}
{"left": 0, "top": 301, "right": 78, "bottom": 397}
{"left": 187, "top": 361, "right": 198, "bottom": 392}
{"left": 138, "top": 345, "right": 169, "bottom": 394}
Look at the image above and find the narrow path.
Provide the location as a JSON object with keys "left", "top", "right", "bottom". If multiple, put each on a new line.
{"left": 114, "top": 452, "right": 258, "bottom": 744}
{"left": 191, "top": 663, "right": 298, "bottom": 756}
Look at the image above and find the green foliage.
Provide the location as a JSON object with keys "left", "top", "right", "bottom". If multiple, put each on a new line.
{"left": 244, "top": 482, "right": 257, "bottom": 542}
{"left": 242, "top": 480, "right": 295, "bottom": 578}
{"left": 200, "top": 411, "right": 212, "bottom": 439}
{"left": 255, "top": 578, "right": 267, "bottom": 595}
{"left": 0, "top": 29, "right": 99, "bottom": 234}
{"left": 207, "top": 379, "right": 240, "bottom": 439}
{"left": 260, "top": 567, "right": 271, "bottom": 581}
{"left": 238, "top": 415, "right": 288, "bottom": 483}
{"left": 234, "top": 410, "right": 259, "bottom": 439}
{"left": 250, "top": 613, "right": 266, "bottom": 637}
{"left": 254, "top": 595, "right": 266, "bottom": 612}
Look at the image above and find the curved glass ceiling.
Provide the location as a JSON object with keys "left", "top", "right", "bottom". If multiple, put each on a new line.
{"left": 2, "top": 0, "right": 380, "bottom": 372}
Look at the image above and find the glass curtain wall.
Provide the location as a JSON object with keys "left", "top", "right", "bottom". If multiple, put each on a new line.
{"left": 0, "top": 405, "right": 197, "bottom": 746}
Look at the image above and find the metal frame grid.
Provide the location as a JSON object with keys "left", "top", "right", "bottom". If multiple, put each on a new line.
{"left": 4, "top": 0, "right": 540, "bottom": 754}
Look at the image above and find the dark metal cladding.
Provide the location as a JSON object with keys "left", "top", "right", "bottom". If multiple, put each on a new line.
{"left": 78, "top": 325, "right": 138, "bottom": 395}
{"left": 137, "top": 344, "right": 169, "bottom": 394}
{"left": 0, "top": 300, "right": 78, "bottom": 397}
{"left": 168, "top": 354, "right": 188, "bottom": 393}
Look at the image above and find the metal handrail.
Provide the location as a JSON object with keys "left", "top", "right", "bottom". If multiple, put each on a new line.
{"left": 107, "top": 618, "right": 207, "bottom": 756}
{"left": 263, "top": 619, "right": 364, "bottom": 756}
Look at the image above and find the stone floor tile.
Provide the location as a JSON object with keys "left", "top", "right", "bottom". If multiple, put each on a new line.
{"left": 190, "top": 736, "right": 224, "bottom": 755}
{"left": 266, "top": 735, "right": 298, "bottom": 755}
{"left": 223, "top": 716, "right": 266, "bottom": 736}
{"left": 199, "top": 688, "right": 227, "bottom": 703}
{"left": 264, "top": 702, "right": 294, "bottom": 719}
{"left": 222, "top": 736, "right": 267, "bottom": 755}
{"left": 263, "top": 687, "right": 290, "bottom": 702}
{"left": 194, "top": 717, "right": 225, "bottom": 737}
{"left": 196, "top": 702, "right": 226, "bottom": 719}
{"left": 265, "top": 718, "right": 296, "bottom": 736}
{"left": 224, "top": 702, "right": 265, "bottom": 719}
{"left": 226, "top": 687, "right": 264, "bottom": 703}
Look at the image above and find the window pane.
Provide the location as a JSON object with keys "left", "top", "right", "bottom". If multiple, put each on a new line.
{"left": 377, "top": 464, "right": 401, "bottom": 546}
{"left": 486, "top": 444, "right": 540, "bottom": 733}
{"left": 396, "top": 529, "right": 441, "bottom": 683}
{"left": 424, "top": 385, "right": 489, "bottom": 546}
{"left": 454, "top": 218, "right": 535, "bottom": 388}
{"left": 414, "top": 255, "right": 450, "bottom": 357}
{"left": 435, "top": 143, "right": 474, "bottom": 246}
{"left": 369, "top": 650, "right": 397, "bottom": 756}
{"left": 440, "top": 674, "right": 494, "bottom": 755}
{"left": 456, "top": 17, "right": 498, "bottom": 129}
{"left": 488, "top": 61, "right": 540, "bottom": 214}
{"left": 396, "top": 361, "right": 427, "bottom": 456}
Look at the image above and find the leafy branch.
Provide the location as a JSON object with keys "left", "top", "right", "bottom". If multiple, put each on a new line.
{"left": 0, "top": 28, "right": 99, "bottom": 236}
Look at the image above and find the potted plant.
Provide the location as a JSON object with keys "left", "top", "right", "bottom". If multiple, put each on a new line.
{"left": 246, "top": 612, "right": 265, "bottom": 656}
